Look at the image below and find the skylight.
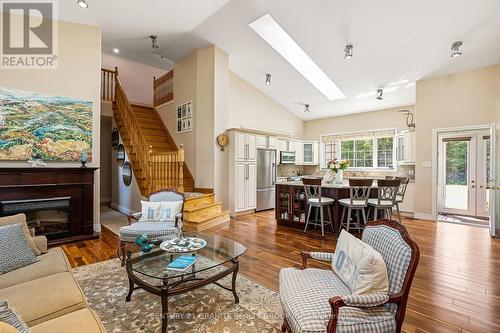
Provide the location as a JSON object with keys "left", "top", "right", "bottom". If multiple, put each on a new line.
{"left": 249, "top": 14, "right": 345, "bottom": 101}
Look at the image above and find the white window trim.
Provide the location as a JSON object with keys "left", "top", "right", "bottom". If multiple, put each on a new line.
{"left": 319, "top": 127, "right": 398, "bottom": 171}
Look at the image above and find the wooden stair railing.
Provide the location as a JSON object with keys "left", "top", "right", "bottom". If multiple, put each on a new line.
{"left": 102, "top": 67, "right": 117, "bottom": 102}
{"left": 153, "top": 69, "right": 173, "bottom": 107}
{"left": 109, "top": 69, "right": 185, "bottom": 196}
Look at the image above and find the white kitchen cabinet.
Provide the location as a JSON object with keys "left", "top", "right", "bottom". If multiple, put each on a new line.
{"left": 300, "top": 141, "right": 319, "bottom": 165}
{"left": 256, "top": 135, "right": 277, "bottom": 149}
{"left": 294, "top": 141, "right": 304, "bottom": 164}
{"left": 234, "top": 162, "right": 256, "bottom": 212}
{"left": 277, "top": 138, "right": 297, "bottom": 164}
{"left": 396, "top": 131, "right": 416, "bottom": 164}
{"left": 233, "top": 132, "right": 256, "bottom": 162}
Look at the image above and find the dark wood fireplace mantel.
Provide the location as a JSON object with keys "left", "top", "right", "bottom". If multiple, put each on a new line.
{"left": 0, "top": 167, "right": 99, "bottom": 245}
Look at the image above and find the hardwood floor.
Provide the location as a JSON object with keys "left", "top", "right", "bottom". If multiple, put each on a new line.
{"left": 60, "top": 210, "right": 500, "bottom": 333}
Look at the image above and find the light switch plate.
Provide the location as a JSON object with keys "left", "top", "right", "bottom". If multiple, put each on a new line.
{"left": 422, "top": 161, "right": 432, "bottom": 168}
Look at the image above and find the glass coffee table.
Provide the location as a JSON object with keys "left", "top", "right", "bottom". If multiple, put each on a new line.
{"left": 119, "top": 233, "right": 247, "bottom": 333}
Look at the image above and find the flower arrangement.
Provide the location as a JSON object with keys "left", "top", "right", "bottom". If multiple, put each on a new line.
{"left": 326, "top": 159, "right": 350, "bottom": 173}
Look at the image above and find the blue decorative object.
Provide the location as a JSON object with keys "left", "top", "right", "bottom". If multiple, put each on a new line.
{"left": 134, "top": 234, "right": 154, "bottom": 253}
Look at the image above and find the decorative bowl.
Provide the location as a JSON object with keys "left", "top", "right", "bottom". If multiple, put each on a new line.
{"left": 160, "top": 237, "right": 207, "bottom": 253}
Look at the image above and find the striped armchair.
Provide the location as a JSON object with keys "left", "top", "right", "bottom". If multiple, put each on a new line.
{"left": 118, "top": 189, "right": 184, "bottom": 261}
{"left": 280, "top": 219, "right": 420, "bottom": 333}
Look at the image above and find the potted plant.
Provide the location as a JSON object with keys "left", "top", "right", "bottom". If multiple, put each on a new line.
{"left": 324, "top": 159, "right": 350, "bottom": 184}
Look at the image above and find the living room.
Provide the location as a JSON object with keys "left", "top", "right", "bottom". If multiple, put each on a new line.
{"left": 0, "top": 1, "right": 499, "bottom": 333}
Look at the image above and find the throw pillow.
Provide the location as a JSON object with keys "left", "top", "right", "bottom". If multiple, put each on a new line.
{"left": 0, "top": 213, "right": 40, "bottom": 256}
{"left": 0, "top": 224, "right": 39, "bottom": 274}
{"left": 0, "top": 300, "right": 30, "bottom": 333}
{"left": 332, "top": 230, "right": 389, "bottom": 295}
{"left": 139, "top": 201, "right": 183, "bottom": 222}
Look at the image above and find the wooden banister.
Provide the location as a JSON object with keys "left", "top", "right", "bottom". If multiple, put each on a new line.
{"left": 153, "top": 69, "right": 174, "bottom": 107}
{"left": 112, "top": 71, "right": 185, "bottom": 196}
{"left": 101, "top": 67, "right": 118, "bottom": 102}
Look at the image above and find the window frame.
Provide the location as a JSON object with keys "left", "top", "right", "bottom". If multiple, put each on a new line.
{"left": 319, "top": 128, "right": 397, "bottom": 171}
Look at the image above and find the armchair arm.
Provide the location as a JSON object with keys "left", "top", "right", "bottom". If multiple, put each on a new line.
{"left": 174, "top": 212, "right": 183, "bottom": 228}
{"left": 326, "top": 293, "right": 390, "bottom": 332}
{"left": 300, "top": 251, "right": 334, "bottom": 269}
{"left": 127, "top": 212, "right": 142, "bottom": 224}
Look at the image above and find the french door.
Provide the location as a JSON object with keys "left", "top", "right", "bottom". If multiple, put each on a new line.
{"left": 438, "top": 131, "right": 490, "bottom": 217}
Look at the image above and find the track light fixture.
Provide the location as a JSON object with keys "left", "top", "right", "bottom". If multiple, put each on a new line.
{"left": 304, "top": 104, "right": 310, "bottom": 113}
{"left": 77, "top": 0, "right": 89, "bottom": 8}
{"left": 451, "top": 41, "right": 463, "bottom": 57}
{"left": 150, "top": 35, "right": 159, "bottom": 49}
{"left": 265, "top": 74, "right": 271, "bottom": 86}
{"left": 376, "top": 89, "right": 383, "bottom": 100}
{"left": 344, "top": 45, "right": 353, "bottom": 59}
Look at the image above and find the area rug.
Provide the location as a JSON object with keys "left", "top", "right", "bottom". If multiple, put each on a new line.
{"left": 73, "top": 259, "right": 283, "bottom": 332}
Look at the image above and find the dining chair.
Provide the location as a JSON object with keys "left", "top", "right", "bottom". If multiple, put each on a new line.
{"left": 368, "top": 179, "right": 401, "bottom": 220}
{"left": 302, "top": 178, "right": 335, "bottom": 237}
{"left": 393, "top": 177, "right": 410, "bottom": 223}
{"left": 338, "top": 179, "right": 373, "bottom": 232}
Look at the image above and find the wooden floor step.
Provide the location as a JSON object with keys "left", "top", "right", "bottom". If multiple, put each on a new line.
{"left": 144, "top": 135, "right": 171, "bottom": 143}
{"left": 184, "top": 210, "right": 230, "bottom": 231}
{"left": 135, "top": 117, "right": 161, "bottom": 125}
{"left": 139, "top": 123, "right": 161, "bottom": 130}
{"left": 183, "top": 193, "right": 215, "bottom": 210}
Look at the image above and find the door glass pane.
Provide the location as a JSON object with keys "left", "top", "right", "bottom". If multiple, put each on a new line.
{"left": 444, "top": 141, "right": 469, "bottom": 210}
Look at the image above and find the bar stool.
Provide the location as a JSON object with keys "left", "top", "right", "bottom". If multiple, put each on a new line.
{"left": 338, "top": 179, "right": 373, "bottom": 232}
{"left": 368, "top": 179, "right": 401, "bottom": 220}
{"left": 394, "top": 177, "right": 410, "bottom": 223}
{"left": 302, "top": 178, "right": 335, "bottom": 237}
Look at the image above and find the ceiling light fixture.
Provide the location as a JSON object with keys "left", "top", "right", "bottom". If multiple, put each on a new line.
{"left": 77, "top": 0, "right": 89, "bottom": 8}
{"left": 304, "top": 104, "right": 310, "bottom": 113}
{"left": 150, "top": 35, "right": 159, "bottom": 49}
{"left": 249, "top": 14, "right": 345, "bottom": 101}
{"left": 344, "top": 45, "right": 353, "bottom": 59}
{"left": 265, "top": 73, "right": 272, "bottom": 86}
{"left": 451, "top": 41, "right": 463, "bottom": 57}
{"left": 376, "top": 89, "right": 383, "bottom": 100}
{"left": 113, "top": 48, "right": 119, "bottom": 54}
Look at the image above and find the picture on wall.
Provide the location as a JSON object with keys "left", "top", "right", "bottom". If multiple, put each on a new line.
{"left": 176, "top": 100, "right": 192, "bottom": 134}
{"left": 0, "top": 87, "right": 93, "bottom": 161}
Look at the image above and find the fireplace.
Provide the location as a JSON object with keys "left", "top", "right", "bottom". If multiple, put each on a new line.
{"left": 0, "top": 167, "right": 99, "bottom": 245}
{"left": 0, "top": 197, "right": 71, "bottom": 240}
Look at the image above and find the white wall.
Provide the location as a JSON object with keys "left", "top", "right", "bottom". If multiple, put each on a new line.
{"left": 414, "top": 64, "right": 500, "bottom": 222}
{"left": 0, "top": 20, "right": 102, "bottom": 231}
{"left": 228, "top": 72, "right": 304, "bottom": 138}
{"left": 100, "top": 116, "right": 112, "bottom": 202}
{"left": 102, "top": 53, "right": 168, "bottom": 105}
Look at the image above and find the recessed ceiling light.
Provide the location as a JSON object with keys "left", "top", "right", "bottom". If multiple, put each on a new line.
{"left": 304, "top": 104, "right": 310, "bottom": 113}
{"left": 113, "top": 48, "right": 119, "bottom": 54}
{"left": 265, "top": 73, "right": 272, "bottom": 86}
{"left": 344, "top": 45, "right": 353, "bottom": 59}
{"left": 451, "top": 41, "right": 463, "bottom": 57}
{"left": 376, "top": 89, "right": 383, "bottom": 100}
{"left": 249, "top": 14, "right": 345, "bottom": 101}
{"left": 77, "top": 0, "right": 89, "bottom": 8}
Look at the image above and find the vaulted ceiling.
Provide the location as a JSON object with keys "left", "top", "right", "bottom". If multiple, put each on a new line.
{"left": 59, "top": 0, "right": 500, "bottom": 120}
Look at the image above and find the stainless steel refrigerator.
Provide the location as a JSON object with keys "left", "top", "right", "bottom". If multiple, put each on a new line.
{"left": 256, "top": 149, "right": 276, "bottom": 211}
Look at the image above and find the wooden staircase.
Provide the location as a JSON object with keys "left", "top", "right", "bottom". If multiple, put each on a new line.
{"left": 102, "top": 67, "right": 229, "bottom": 229}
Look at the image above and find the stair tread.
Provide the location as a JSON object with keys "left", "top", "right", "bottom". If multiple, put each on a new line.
{"left": 184, "top": 193, "right": 214, "bottom": 202}
{"left": 187, "top": 210, "right": 230, "bottom": 223}
{"left": 184, "top": 202, "right": 223, "bottom": 213}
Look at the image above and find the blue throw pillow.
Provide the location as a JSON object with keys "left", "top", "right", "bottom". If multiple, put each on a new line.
{"left": 0, "top": 223, "right": 39, "bottom": 274}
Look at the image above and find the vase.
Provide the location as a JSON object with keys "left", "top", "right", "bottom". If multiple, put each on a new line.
{"left": 323, "top": 169, "right": 335, "bottom": 183}
{"left": 335, "top": 169, "right": 344, "bottom": 184}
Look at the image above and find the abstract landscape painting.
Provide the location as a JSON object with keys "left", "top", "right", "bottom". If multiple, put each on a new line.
{"left": 0, "top": 87, "right": 93, "bottom": 161}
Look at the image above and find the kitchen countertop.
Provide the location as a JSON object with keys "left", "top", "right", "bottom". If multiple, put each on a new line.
{"left": 276, "top": 180, "right": 350, "bottom": 188}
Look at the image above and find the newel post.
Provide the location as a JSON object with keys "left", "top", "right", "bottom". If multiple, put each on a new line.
{"left": 148, "top": 145, "right": 153, "bottom": 196}
{"left": 178, "top": 144, "right": 184, "bottom": 192}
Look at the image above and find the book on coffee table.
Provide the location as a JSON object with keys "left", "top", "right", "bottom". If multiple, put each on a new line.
{"left": 166, "top": 256, "right": 198, "bottom": 271}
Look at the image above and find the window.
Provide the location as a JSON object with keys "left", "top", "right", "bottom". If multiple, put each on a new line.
{"left": 320, "top": 129, "right": 396, "bottom": 169}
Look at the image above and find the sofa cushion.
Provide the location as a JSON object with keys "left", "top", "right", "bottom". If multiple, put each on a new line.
{"left": 280, "top": 268, "right": 396, "bottom": 333}
{"left": 0, "top": 214, "right": 40, "bottom": 256}
{"left": 332, "top": 230, "right": 389, "bottom": 295}
{"left": 0, "top": 272, "right": 87, "bottom": 327}
{"left": 0, "top": 299, "right": 29, "bottom": 333}
{"left": 0, "top": 247, "right": 71, "bottom": 289}
{"left": 31, "top": 308, "right": 106, "bottom": 333}
{"left": 0, "top": 223, "right": 39, "bottom": 274}
{"left": 0, "top": 322, "right": 19, "bottom": 333}
{"left": 119, "top": 221, "right": 178, "bottom": 242}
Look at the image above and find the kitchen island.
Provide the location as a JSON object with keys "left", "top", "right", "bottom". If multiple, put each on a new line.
{"left": 275, "top": 181, "right": 378, "bottom": 236}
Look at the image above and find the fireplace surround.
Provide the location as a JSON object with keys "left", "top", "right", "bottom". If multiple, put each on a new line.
{"left": 0, "top": 167, "right": 99, "bottom": 245}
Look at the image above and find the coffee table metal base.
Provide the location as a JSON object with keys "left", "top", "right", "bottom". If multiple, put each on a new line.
{"left": 125, "top": 256, "right": 240, "bottom": 333}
